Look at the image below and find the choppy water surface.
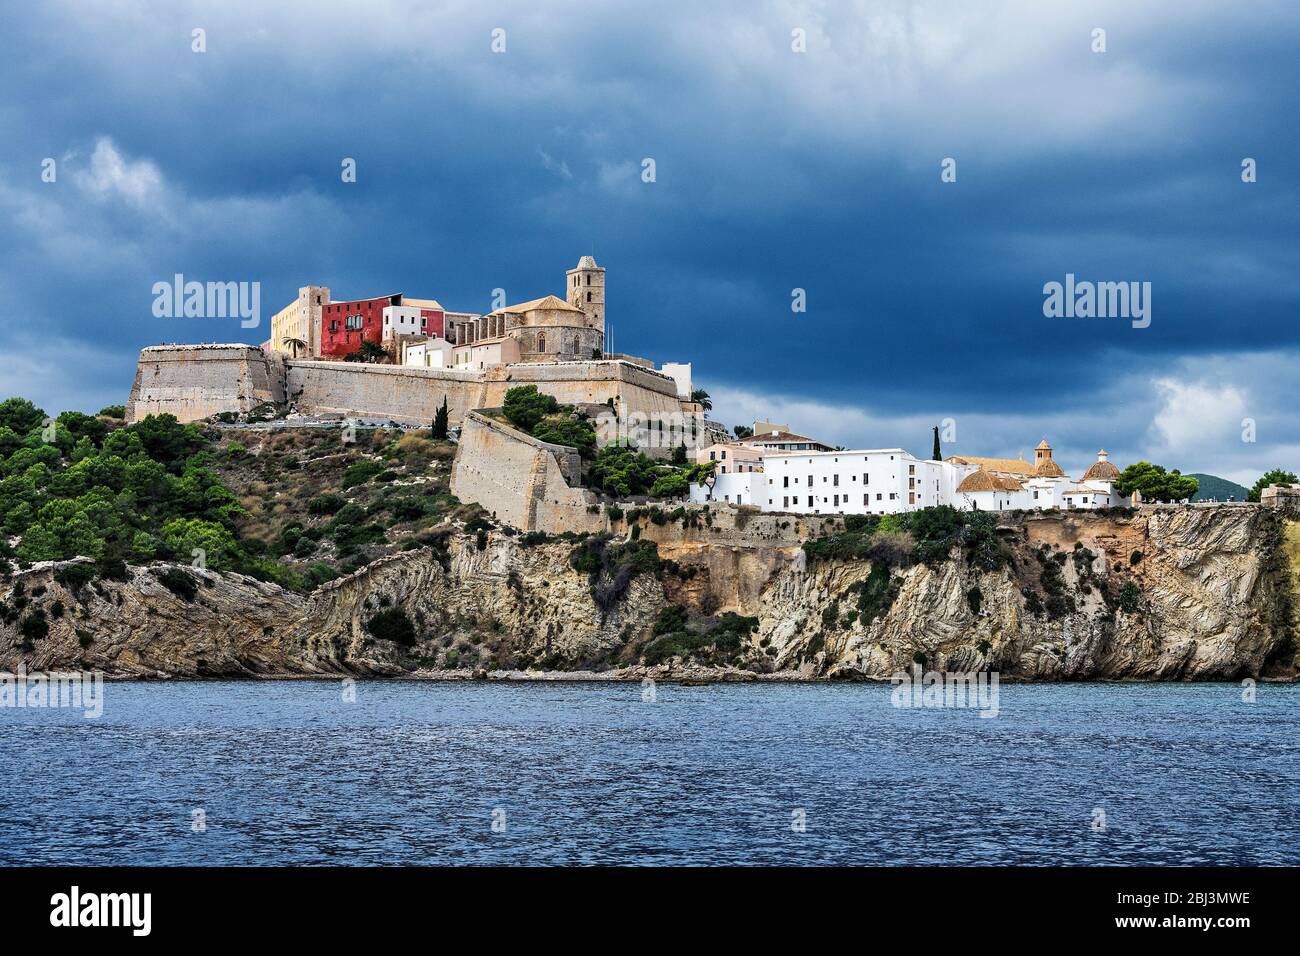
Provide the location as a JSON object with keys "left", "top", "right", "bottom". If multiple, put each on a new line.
{"left": 1, "top": 680, "right": 1296, "bottom": 865}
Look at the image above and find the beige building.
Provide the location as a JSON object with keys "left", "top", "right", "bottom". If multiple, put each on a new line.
{"left": 269, "top": 285, "right": 329, "bottom": 357}
{"left": 453, "top": 336, "right": 521, "bottom": 371}
{"left": 697, "top": 442, "right": 764, "bottom": 474}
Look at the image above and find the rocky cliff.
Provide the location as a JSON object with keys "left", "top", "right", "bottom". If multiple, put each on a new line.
{"left": 2, "top": 505, "right": 1295, "bottom": 680}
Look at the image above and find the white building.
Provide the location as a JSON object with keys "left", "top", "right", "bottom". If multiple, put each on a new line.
{"left": 382, "top": 304, "right": 438, "bottom": 341}
{"left": 687, "top": 440, "right": 1125, "bottom": 516}
{"left": 659, "top": 362, "right": 693, "bottom": 401}
{"left": 696, "top": 442, "right": 763, "bottom": 474}
{"left": 688, "top": 472, "right": 763, "bottom": 506}
{"left": 402, "top": 337, "right": 453, "bottom": 369}
{"left": 757, "top": 448, "right": 949, "bottom": 515}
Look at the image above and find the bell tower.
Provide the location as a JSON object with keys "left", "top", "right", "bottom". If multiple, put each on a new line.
{"left": 566, "top": 255, "right": 605, "bottom": 335}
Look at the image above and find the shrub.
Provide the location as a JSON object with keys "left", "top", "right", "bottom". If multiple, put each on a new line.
{"left": 308, "top": 494, "right": 346, "bottom": 516}
{"left": 49, "top": 599, "right": 65, "bottom": 619}
{"left": 19, "top": 610, "right": 48, "bottom": 642}
{"left": 1119, "top": 580, "right": 1141, "bottom": 613}
{"left": 365, "top": 607, "right": 416, "bottom": 645}
{"left": 652, "top": 604, "right": 689, "bottom": 636}
{"left": 54, "top": 562, "right": 97, "bottom": 591}
{"left": 502, "top": 385, "right": 560, "bottom": 433}
{"left": 341, "top": 460, "right": 385, "bottom": 488}
{"left": 1130, "top": 550, "right": 1144, "bottom": 565}
{"left": 154, "top": 567, "right": 198, "bottom": 601}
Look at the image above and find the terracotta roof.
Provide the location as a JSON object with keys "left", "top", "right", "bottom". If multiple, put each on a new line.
{"left": 947, "top": 455, "right": 1035, "bottom": 477}
{"left": 745, "top": 431, "right": 826, "bottom": 445}
{"left": 957, "top": 469, "right": 1023, "bottom": 493}
{"left": 489, "top": 294, "right": 584, "bottom": 316}
{"left": 1035, "top": 439, "right": 1052, "bottom": 450}
{"left": 1035, "top": 458, "right": 1065, "bottom": 477}
{"left": 1082, "top": 456, "right": 1121, "bottom": 480}
{"left": 401, "top": 297, "right": 445, "bottom": 310}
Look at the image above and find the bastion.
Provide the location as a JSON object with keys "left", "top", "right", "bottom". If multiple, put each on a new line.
{"left": 125, "top": 344, "right": 683, "bottom": 427}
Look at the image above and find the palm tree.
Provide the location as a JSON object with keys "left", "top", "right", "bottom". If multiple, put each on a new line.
{"left": 691, "top": 388, "right": 712, "bottom": 411}
{"left": 281, "top": 337, "right": 307, "bottom": 358}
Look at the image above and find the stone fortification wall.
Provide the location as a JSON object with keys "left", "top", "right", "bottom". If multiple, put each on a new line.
{"left": 450, "top": 411, "right": 604, "bottom": 533}
{"left": 284, "top": 360, "right": 486, "bottom": 424}
{"left": 126, "top": 344, "right": 285, "bottom": 423}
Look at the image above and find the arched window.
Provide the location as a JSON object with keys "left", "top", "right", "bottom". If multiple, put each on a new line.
{"left": 537, "top": 332, "right": 546, "bottom": 352}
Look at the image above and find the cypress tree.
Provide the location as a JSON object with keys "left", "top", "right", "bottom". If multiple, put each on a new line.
{"left": 932, "top": 425, "right": 942, "bottom": 461}
{"left": 432, "top": 396, "right": 449, "bottom": 440}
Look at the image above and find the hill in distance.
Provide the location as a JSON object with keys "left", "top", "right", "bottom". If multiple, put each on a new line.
{"left": 1187, "top": 473, "right": 1250, "bottom": 502}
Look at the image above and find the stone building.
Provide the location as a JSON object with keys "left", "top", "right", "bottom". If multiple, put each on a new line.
{"left": 268, "top": 285, "right": 329, "bottom": 358}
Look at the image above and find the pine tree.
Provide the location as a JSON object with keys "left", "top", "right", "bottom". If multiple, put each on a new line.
{"left": 932, "top": 425, "right": 942, "bottom": 461}
{"left": 432, "top": 396, "right": 449, "bottom": 440}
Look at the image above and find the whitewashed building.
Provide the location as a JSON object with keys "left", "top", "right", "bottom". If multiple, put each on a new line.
{"left": 689, "top": 471, "right": 763, "bottom": 506}
{"left": 688, "top": 439, "right": 1125, "bottom": 516}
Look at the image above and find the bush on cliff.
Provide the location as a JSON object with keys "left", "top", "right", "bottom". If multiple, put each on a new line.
{"left": 532, "top": 415, "right": 597, "bottom": 456}
{"left": 365, "top": 607, "right": 417, "bottom": 645}
{"left": 503, "top": 385, "right": 560, "bottom": 433}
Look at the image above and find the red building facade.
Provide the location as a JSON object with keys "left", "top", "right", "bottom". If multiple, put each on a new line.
{"left": 319, "top": 294, "right": 449, "bottom": 359}
{"left": 319, "top": 294, "right": 400, "bottom": 358}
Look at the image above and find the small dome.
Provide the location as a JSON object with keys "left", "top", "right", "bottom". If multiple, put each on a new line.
{"left": 1082, "top": 452, "right": 1121, "bottom": 481}
{"left": 958, "top": 469, "right": 1002, "bottom": 493}
{"left": 1035, "top": 458, "right": 1065, "bottom": 477}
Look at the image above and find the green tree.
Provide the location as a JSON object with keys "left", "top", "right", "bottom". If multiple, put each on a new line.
{"left": 1113, "top": 462, "right": 1199, "bottom": 503}
{"left": 589, "top": 445, "right": 658, "bottom": 497}
{"left": 160, "top": 517, "right": 240, "bottom": 569}
{"left": 733, "top": 425, "right": 753, "bottom": 439}
{"left": 431, "top": 396, "right": 449, "bottom": 440}
{"left": 502, "top": 385, "right": 559, "bottom": 433}
{"left": 532, "top": 415, "right": 596, "bottom": 455}
{"left": 671, "top": 443, "right": 687, "bottom": 466}
{"left": 0, "top": 398, "right": 46, "bottom": 436}
{"left": 1247, "top": 469, "right": 1299, "bottom": 502}
{"left": 650, "top": 470, "right": 690, "bottom": 499}
{"left": 690, "top": 388, "right": 712, "bottom": 411}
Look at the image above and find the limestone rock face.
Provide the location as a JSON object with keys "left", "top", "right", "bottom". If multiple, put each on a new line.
{"left": 1, "top": 507, "right": 1295, "bottom": 681}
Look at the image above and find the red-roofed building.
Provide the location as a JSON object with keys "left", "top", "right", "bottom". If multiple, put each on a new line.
{"left": 319, "top": 294, "right": 449, "bottom": 359}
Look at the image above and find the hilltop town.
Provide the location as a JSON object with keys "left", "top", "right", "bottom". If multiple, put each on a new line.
{"left": 125, "top": 254, "right": 1235, "bottom": 534}
{"left": 2, "top": 254, "right": 1295, "bottom": 683}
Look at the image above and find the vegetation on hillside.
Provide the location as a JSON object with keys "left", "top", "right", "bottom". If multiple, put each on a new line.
{"left": 0, "top": 395, "right": 468, "bottom": 591}
{"left": 1247, "top": 469, "right": 1298, "bottom": 503}
{"left": 1112, "top": 462, "right": 1199, "bottom": 502}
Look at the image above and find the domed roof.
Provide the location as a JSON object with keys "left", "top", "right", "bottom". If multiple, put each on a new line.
{"left": 1082, "top": 450, "right": 1121, "bottom": 481}
{"left": 1035, "top": 458, "right": 1065, "bottom": 477}
{"left": 958, "top": 469, "right": 1024, "bottom": 493}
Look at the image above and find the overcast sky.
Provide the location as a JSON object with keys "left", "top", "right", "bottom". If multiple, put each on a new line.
{"left": 1, "top": 1, "right": 1296, "bottom": 484}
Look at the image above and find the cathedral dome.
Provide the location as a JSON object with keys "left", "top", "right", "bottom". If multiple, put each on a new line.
{"left": 1035, "top": 458, "right": 1065, "bottom": 477}
{"left": 1082, "top": 449, "right": 1121, "bottom": 481}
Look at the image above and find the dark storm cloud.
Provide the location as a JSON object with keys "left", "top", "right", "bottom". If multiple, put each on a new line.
{"left": 0, "top": 0, "right": 1296, "bottom": 481}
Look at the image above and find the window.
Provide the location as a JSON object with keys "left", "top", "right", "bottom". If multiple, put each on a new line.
{"left": 807, "top": 475, "right": 813, "bottom": 486}
{"left": 833, "top": 495, "right": 839, "bottom": 505}
{"left": 909, "top": 492, "right": 915, "bottom": 505}
{"left": 721, "top": 451, "right": 727, "bottom": 459}
{"left": 909, "top": 464, "right": 916, "bottom": 475}
{"left": 833, "top": 475, "right": 839, "bottom": 487}
{"left": 863, "top": 473, "right": 869, "bottom": 484}
{"left": 783, "top": 496, "right": 788, "bottom": 507}
{"left": 876, "top": 493, "right": 882, "bottom": 501}
{"left": 807, "top": 496, "right": 813, "bottom": 507}
{"left": 864, "top": 494, "right": 868, "bottom": 506}
{"left": 783, "top": 476, "right": 789, "bottom": 487}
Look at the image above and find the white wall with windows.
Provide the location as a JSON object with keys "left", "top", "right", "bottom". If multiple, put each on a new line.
{"left": 759, "top": 449, "right": 950, "bottom": 515}
{"left": 689, "top": 471, "right": 763, "bottom": 506}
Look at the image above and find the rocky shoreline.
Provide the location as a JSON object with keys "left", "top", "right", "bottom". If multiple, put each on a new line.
{"left": 3, "top": 505, "right": 1297, "bottom": 682}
